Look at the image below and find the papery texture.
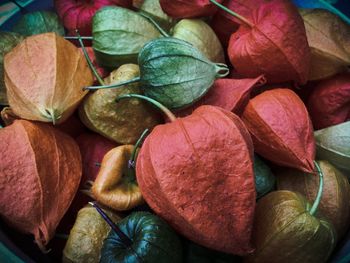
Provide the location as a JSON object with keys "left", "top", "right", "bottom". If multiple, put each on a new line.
{"left": 228, "top": 0, "right": 310, "bottom": 84}
{"left": 136, "top": 105, "right": 256, "bottom": 255}
{"left": 101, "top": 212, "right": 183, "bottom": 263}
{"left": 63, "top": 205, "right": 120, "bottom": 263}
{"left": 175, "top": 76, "right": 265, "bottom": 117}
{"left": 242, "top": 88, "right": 315, "bottom": 173}
{"left": 0, "top": 120, "right": 82, "bottom": 250}
{"left": 277, "top": 160, "right": 350, "bottom": 238}
{"left": 92, "top": 6, "right": 161, "bottom": 68}
{"left": 307, "top": 73, "right": 350, "bottom": 130}
{"left": 245, "top": 190, "right": 336, "bottom": 263}
{"left": 0, "top": 32, "right": 24, "bottom": 105}
{"left": 4, "top": 33, "right": 93, "bottom": 124}
{"left": 300, "top": 9, "right": 350, "bottom": 80}
{"left": 79, "top": 64, "right": 161, "bottom": 144}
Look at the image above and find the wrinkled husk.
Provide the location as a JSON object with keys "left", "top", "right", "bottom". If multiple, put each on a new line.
{"left": 92, "top": 145, "right": 144, "bottom": 211}
{"left": 63, "top": 205, "right": 121, "bottom": 263}
{"left": 4, "top": 33, "right": 93, "bottom": 124}
{"left": 245, "top": 191, "right": 336, "bottom": 263}
{"left": 79, "top": 64, "right": 162, "bottom": 144}
{"left": 139, "top": 0, "right": 176, "bottom": 31}
{"left": 307, "top": 73, "right": 350, "bottom": 130}
{"left": 0, "top": 32, "right": 24, "bottom": 105}
{"left": 138, "top": 37, "right": 229, "bottom": 109}
{"left": 314, "top": 122, "right": 350, "bottom": 173}
{"left": 101, "top": 212, "right": 183, "bottom": 263}
{"left": 300, "top": 9, "right": 350, "bottom": 81}
{"left": 0, "top": 120, "right": 82, "bottom": 250}
{"left": 172, "top": 19, "right": 225, "bottom": 63}
{"left": 242, "top": 88, "right": 316, "bottom": 173}
{"left": 12, "top": 11, "right": 65, "bottom": 36}
{"left": 276, "top": 160, "right": 350, "bottom": 239}
{"left": 137, "top": 105, "right": 256, "bottom": 255}
{"left": 92, "top": 7, "right": 162, "bottom": 69}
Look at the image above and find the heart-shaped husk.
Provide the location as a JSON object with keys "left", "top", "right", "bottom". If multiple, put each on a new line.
{"left": 242, "top": 88, "right": 316, "bottom": 173}
{"left": 211, "top": 0, "right": 311, "bottom": 84}
{"left": 4, "top": 32, "right": 93, "bottom": 124}
{"left": 115, "top": 94, "right": 256, "bottom": 254}
{"left": 276, "top": 160, "right": 350, "bottom": 239}
{"left": 0, "top": 120, "right": 82, "bottom": 251}
{"left": 245, "top": 162, "right": 336, "bottom": 263}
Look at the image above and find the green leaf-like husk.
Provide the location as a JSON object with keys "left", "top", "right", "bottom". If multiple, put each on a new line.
{"left": 12, "top": 11, "right": 64, "bottom": 36}
{"left": 92, "top": 6, "right": 162, "bottom": 69}
{"left": 100, "top": 212, "right": 182, "bottom": 263}
{"left": 139, "top": 37, "right": 227, "bottom": 109}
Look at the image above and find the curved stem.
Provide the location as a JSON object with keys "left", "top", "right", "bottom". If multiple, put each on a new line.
{"left": 83, "top": 77, "right": 141, "bottom": 91}
{"left": 139, "top": 13, "right": 170, "bottom": 37}
{"left": 215, "top": 63, "right": 230, "bottom": 78}
{"left": 309, "top": 161, "right": 324, "bottom": 216}
{"left": 64, "top": 36, "right": 93, "bottom": 40}
{"left": 89, "top": 202, "right": 133, "bottom": 247}
{"left": 319, "top": 0, "right": 350, "bottom": 25}
{"left": 129, "top": 129, "right": 149, "bottom": 169}
{"left": 116, "top": 94, "right": 177, "bottom": 122}
{"left": 209, "top": 0, "right": 254, "bottom": 28}
{"left": 75, "top": 29, "right": 104, "bottom": 86}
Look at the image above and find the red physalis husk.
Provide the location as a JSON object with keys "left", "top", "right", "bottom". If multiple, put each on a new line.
{"left": 159, "top": 0, "right": 224, "bottom": 19}
{"left": 227, "top": 0, "right": 310, "bottom": 84}
{"left": 175, "top": 75, "right": 266, "bottom": 117}
{"left": 137, "top": 105, "right": 256, "bottom": 255}
{"left": 0, "top": 120, "right": 82, "bottom": 251}
{"left": 242, "top": 88, "right": 316, "bottom": 173}
{"left": 307, "top": 73, "right": 350, "bottom": 130}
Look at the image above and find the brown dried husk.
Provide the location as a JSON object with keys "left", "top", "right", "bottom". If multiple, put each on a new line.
{"left": 79, "top": 64, "right": 162, "bottom": 144}
{"left": 4, "top": 32, "right": 93, "bottom": 124}
{"left": 0, "top": 120, "right": 82, "bottom": 250}
{"left": 300, "top": 9, "right": 350, "bottom": 81}
{"left": 245, "top": 190, "right": 336, "bottom": 263}
{"left": 63, "top": 205, "right": 121, "bottom": 263}
{"left": 276, "top": 160, "right": 350, "bottom": 239}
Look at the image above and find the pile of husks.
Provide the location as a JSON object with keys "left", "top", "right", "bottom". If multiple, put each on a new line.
{"left": 0, "top": 0, "right": 349, "bottom": 262}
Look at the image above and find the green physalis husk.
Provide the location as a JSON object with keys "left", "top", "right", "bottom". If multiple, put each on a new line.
{"left": 172, "top": 19, "right": 225, "bottom": 63}
{"left": 92, "top": 6, "right": 162, "bottom": 69}
{"left": 0, "top": 31, "right": 24, "bottom": 105}
{"left": 254, "top": 155, "right": 276, "bottom": 199}
{"left": 12, "top": 11, "right": 64, "bottom": 36}
{"left": 87, "top": 37, "right": 229, "bottom": 109}
{"left": 138, "top": 0, "right": 176, "bottom": 32}
{"left": 315, "top": 121, "right": 350, "bottom": 174}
